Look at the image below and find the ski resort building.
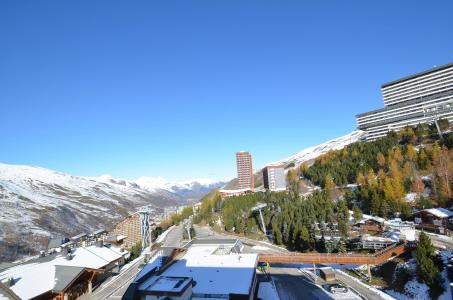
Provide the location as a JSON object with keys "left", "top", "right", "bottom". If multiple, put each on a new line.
{"left": 113, "top": 211, "right": 155, "bottom": 249}
{"left": 0, "top": 244, "right": 129, "bottom": 300}
{"left": 124, "top": 239, "right": 258, "bottom": 300}
{"left": 236, "top": 151, "right": 254, "bottom": 191}
{"left": 262, "top": 165, "right": 286, "bottom": 192}
{"left": 412, "top": 208, "right": 453, "bottom": 235}
{"left": 356, "top": 62, "right": 453, "bottom": 141}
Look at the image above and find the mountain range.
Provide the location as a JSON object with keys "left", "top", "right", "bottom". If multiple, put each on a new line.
{"left": 0, "top": 130, "right": 365, "bottom": 263}
{"left": 0, "top": 164, "right": 222, "bottom": 262}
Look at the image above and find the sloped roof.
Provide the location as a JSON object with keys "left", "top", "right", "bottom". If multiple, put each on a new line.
{"left": 53, "top": 266, "right": 85, "bottom": 292}
{"left": 424, "top": 208, "right": 453, "bottom": 218}
{"left": 0, "top": 245, "right": 124, "bottom": 299}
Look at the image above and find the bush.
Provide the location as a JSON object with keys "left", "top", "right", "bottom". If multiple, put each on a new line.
{"left": 129, "top": 242, "right": 142, "bottom": 260}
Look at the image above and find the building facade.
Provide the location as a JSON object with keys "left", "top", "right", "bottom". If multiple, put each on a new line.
{"left": 356, "top": 62, "right": 453, "bottom": 141}
{"left": 113, "top": 213, "right": 141, "bottom": 248}
{"left": 262, "top": 165, "right": 286, "bottom": 192}
{"left": 412, "top": 208, "right": 453, "bottom": 235}
{"left": 236, "top": 151, "right": 254, "bottom": 191}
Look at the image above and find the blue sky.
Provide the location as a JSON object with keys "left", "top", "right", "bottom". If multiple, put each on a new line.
{"left": 1, "top": 1, "right": 452, "bottom": 181}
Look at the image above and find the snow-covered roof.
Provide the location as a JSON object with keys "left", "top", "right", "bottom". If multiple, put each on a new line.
{"left": 139, "top": 243, "right": 257, "bottom": 296}
{"left": 0, "top": 245, "right": 124, "bottom": 299}
{"left": 422, "top": 208, "right": 453, "bottom": 218}
{"left": 145, "top": 276, "right": 192, "bottom": 293}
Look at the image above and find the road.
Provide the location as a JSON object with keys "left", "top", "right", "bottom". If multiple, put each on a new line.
{"left": 162, "top": 225, "right": 183, "bottom": 247}
{"left": 194, "top": 225, "right": 287, "bottom": 254}
{"left": 334, "top": 270, "right": 388, "bottom": 300}
{"left": 87, "top": 225, "right": 183, "bottom": 299}
{"left": 269, "top": 267, "right": 332, "bottom": 300}
{"left": 416, "top": 230, "right": 453, "bottom": 248}
{"left": 83, "top": 256, "right": 144, "bottom": 300}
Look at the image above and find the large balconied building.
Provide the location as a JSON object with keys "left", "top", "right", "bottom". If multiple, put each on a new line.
{"left": 356, "top": 62, "right": 453, "bottom": 141}
{"left": 262, "top": 165, "right": 286, "bottom": 192}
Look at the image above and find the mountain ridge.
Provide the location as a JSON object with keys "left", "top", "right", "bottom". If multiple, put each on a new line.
{"left": 0, "top": 162, "right": 223, "bottom": 262}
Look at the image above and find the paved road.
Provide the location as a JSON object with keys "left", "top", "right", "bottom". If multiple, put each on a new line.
{"left": 84, "top": 256, "right": 144, "bottom": 300}
{"left": 162, "top": 225, "right": 183, "bottom": 247}
{"left": 334, "top": 270, "right": 387, "bottom": 300}
{"left": 270, "top": 267, "right": 332, "bottom": 300}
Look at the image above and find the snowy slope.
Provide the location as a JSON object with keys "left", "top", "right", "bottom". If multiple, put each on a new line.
{"left": 270, "top": 130, "right": 366, "bottom": 167}
{"left": 224, "top": 130, "right": 365, "bottom": 190}
{"left": 0, "top": 163, "right": 222, "bottom": 262}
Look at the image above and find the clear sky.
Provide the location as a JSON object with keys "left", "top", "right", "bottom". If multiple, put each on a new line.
{"left": 1, "top": 1, "right": 452, "bottom": 181}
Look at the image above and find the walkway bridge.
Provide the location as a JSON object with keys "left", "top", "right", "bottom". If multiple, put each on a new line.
{"left": 258, "top": 242, "right": 407, "bottom": 265}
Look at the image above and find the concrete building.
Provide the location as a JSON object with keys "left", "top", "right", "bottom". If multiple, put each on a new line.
{"left": 236, "top": 151, "right": 254, "bottom": 191}
{"left": 113, "top": 211, "right": 156, "bottom": 249}
{"left": 125, "top": 239, "right": 258, "bottom": 300}
{"left": 356, "top": 62, "right": 453, "bottom": 141}
{"left": 262, "top": 165, "right": 286, "bottom": 192}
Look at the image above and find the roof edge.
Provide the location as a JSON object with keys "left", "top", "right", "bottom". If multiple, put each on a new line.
{"left": 381, "top": 62, "right": 453, "bottom": 88}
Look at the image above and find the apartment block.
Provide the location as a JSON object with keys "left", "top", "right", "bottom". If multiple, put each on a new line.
{"left": 262, "top": 165, "right": 286, "bottom": 191}
{"left": 236, "top": 151, "right": 254, "bottom": 191}
{"left": 113, "top": 213, "right": 141, "bottom": 248}
{"left": 356, "top": 62, "right": 453, "bottom": 140}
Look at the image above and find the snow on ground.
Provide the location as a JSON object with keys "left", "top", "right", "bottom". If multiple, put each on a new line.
{"left": 252, "top": 245, "right": 270, "bottom": 251}
{"left": 155, "top": 225, "right": 175, "bottom": 244}
{"left": 258, "top": 282, "right": 280, "bottom": 300}
{"left": 270, "top": 130, "right": 365, "bottom": 167}
{"left": 405, "top": 193, "right": 417, "bottom": 203}
{"left": 383, "top": 250, "right": 452, "bottom": 300}
{"left": 336, "top": 270, "right": 395, "bottom": 300}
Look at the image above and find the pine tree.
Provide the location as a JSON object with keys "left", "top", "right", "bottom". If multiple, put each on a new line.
{"left": 324, "top": 173, "right": 335, "bottom": 196}
{"left": 353, "top": 206, "right": 363, "bottom": 222}
{"left": 416, "top": 232, "right": 440, "bottom": 286}
{"left": 299, "top": 226, "right": 310, "bottom": 251}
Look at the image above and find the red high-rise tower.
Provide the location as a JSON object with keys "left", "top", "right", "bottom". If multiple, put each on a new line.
{"left": 236, "top": 151, "right": 254, "bottom": 191}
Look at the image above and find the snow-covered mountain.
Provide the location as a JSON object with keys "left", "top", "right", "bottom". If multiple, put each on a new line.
{"left": 0, "top": 163, "right": 222, "bottom": 262}
{"left": 270, "top": 130, "right": 366, "bottom": 167}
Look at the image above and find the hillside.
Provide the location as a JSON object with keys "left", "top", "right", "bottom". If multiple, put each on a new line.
{"left": 0, "top": 163, "right": 223, "bottom": 262}
{"left": 223, "top": 130, "right": 366, "bottom": 190}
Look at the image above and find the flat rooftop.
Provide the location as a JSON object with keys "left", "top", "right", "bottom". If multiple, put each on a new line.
{"left": 142, "top": 276, "right": 192, "bottom": 295}
{"left": 381, "top": 61, "right": 453, "bottom": 88}
{"left": 139, "top": 240, "right": 258, "bottom": 297}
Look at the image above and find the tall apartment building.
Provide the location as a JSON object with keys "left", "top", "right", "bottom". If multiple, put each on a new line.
{"left": 356, "top": 62, "right": 453, "bottom": 141}
{"left": 236, "top": 151, "right": 254, "bottom": 191}
{"left": 263, "top": 165, "right": 286, "bottom": 191}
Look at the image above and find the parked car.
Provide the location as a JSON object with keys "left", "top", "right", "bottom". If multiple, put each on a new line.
{"left": 329, "top": 284, "right": 348, "bottom": 294}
